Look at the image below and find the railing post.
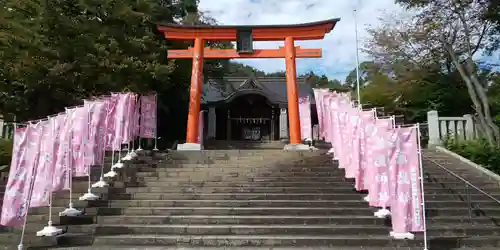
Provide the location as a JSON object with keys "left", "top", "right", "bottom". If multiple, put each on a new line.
{"left": 0, "top": 118, "right": 4, "bottom": 139}
{"left": 427, "top": 110, "right": 441, "bottom": 147}
{"left": 463, "top": 114, "right": 475, "bottom": 140}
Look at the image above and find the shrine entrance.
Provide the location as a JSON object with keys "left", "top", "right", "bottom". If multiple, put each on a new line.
{"left": 226, "top": 94, "right": 277, "bottom": 141}
{"left": 157, "top": 18, "right": 340, "bottom": 150}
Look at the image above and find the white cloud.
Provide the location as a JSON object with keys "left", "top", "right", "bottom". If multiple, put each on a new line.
{"left": 198, "top": 0, "right": 405, "bottom": 81}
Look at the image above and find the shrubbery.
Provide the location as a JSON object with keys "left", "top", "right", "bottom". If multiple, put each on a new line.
{"left": 0, "top": 138, "right": 13, "bottom": 166}
{"left": 443, "top": 137, "right": 500, "bottom": 174}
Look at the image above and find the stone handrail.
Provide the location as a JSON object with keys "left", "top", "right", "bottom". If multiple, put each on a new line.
{"left": 0, "top": 119, "right": 14, "bottom": 139}
{"left": 427, "top": 110, "right": 476, "bottom": 147}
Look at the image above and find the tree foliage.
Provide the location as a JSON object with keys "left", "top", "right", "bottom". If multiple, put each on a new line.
{"left": 0, "top": 0, "right": 234, "bottom": 144}
{"left": 366, "top": 0, "right": 500, "bottom": 145}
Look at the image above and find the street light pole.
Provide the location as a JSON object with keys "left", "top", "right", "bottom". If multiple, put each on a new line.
{"left": 354, "top": 8, "right": 361, "bottom": 105}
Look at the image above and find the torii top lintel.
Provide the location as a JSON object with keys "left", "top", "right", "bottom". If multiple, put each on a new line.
{"left": 157, "top": 18, "right": 340, "bottom": 41}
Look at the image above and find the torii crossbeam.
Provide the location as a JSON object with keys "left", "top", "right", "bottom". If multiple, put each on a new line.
{"left": 157, "top": 18, "right": 340, "bottom": 150}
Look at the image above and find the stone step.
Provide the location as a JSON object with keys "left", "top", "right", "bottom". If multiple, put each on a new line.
{"left": 43, "top": 247, "right": 425, "bottom": 250}
{"left": 168, "top": 149, "right": 321, "bottom": 156}
{"left": 128, "top": 171, "right": 500, "bottom": 183}
{"left": 94, "top": 165, "right": 496, "bottom": 181}
{"left": 132, "top": 165, "right": 497, "bottom": 178}
{"left": 14, "top": 214, "right": 500, "bottom": 235}
{"left": 127, "top": 175, "right": 500, "bottom": 185}
{"left": 68, "top": 184, "right": 500, "bottom": 197}
{"left": 61, "top": 188, "right": 500, "bottom": 201}
{"left": 58, "top": 233, "right": 500, "bottom": 248}
{"left": 55, "top": 190, "right": 500, "bottom": 201}
{"left": 63, "top": 224, "right": 500, "bottom": 236}
{"left": 91, "top": 215, "right": 500, "bottom": 226}
{"left": 0, "top": 232, "right": 57, "bottom": 247}
{"left": 50, "top": 199, "right": 500, "bottom": 209}
{"left": 133, "top": 171, "right": 354, "bottom": 178}
{"left": 99, "top": 180, "right": 500, "bottom": 193}
{"left": 157, "top": 159, "right": 331, "bottom": 165}
{"left": 136, "top": 165, "right": 344, "bottom": 170}
{"left": 26, "top": 206, "right": 500, "bottom": 217}
{"left": 59, "top": 234, "right": 423, "bottom": 247}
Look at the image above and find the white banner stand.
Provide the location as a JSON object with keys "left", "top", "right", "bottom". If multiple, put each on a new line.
{"left": 104, "top": 149, "right": 118, "bottom": 178}
{"left": 60, "top": 113, "right": 82, "bottom": 217}
{"left": 92, "top": 134, "right": 110, "bottom": 188}
{"left": 37, "top": 118, "right": 63, "bottom": 237}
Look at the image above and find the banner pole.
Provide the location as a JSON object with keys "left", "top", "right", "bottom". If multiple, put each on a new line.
{"left": 113, "top": 96, "right": 125, "bottom": 169}
{"left": 136, "top": 96, "right": 143, "bottom": 152}
{"left": 123, "top": 94, "right": 138, "bottom": 161}
{"left": 37, "top": 117, "right": 63, "bottom": 236}
{"left": 60, "top": 113, "right": 82, "bottom": 217}
{"left": 105, "top": 144, "right": 118, "bottom": 178}
{"left": 92, "top": 101, "right": 110, "bottom": 188}
{"left": 416, "top": 123, "right": 429, "bottom": 250}
{"left": 153, "top": 94, "right": 159, "bottom": 151}
{"left": 79, "top": 102, "right": 100, "bottom": 201}
{"left": 18, "top": 122, "right": 41, "bottom": 250}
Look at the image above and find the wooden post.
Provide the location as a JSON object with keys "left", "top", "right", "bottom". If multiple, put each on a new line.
{"left": 284, "top": 37, "right": 301, "bottom": 145}
{"left": 185, "top": 38, "right": 204, "bottom": 143}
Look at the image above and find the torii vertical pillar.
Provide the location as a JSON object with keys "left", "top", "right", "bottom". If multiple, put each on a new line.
{"left": 283, "top": 36, "right": 310, "bottom": 151}
{"left": 183, "top": 38, "right": 204, "bottom": 150}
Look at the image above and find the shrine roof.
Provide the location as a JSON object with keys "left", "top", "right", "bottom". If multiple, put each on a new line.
{"left": 157, "top": 18, "right": 340, "bottom": 41}
{"left": 201, "top": 76, "right": 314, "bottom": 105}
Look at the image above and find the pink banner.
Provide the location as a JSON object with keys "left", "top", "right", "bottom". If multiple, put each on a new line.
{"left": 367, "top": 118, "right": 395, "bottom": 208}
{"left": 105, "top": 95, "right": 119, "bottom": 150}
{"left": 133, "top": 97, "right": 140, "bottom": 138}
{"left": 29, "top": 120, "right": 54, "bottom": 207}
{"left": 330, "top": 95, "right": 350, "bottom": 159}
{"left": 355, "top": 110, "right": 376, "bottom": 191}
{"left": 390, "top": 126, "right": 425, "bottom": 233}
{"left": 298, "top": 96, "right": 312, "bottom": 141}
{"left": 139, "top": 94, "right": 157, "bottom": 139}
{"left": 1, "top": 123, "right": 42, "bottom": 227}
{"left": 322, "top": 94, "right": 335, "bottom": 144}
{"left": 70, "top": 106, "right": 89, "bottom": 177}
{"left": 53, "top": 113, "right": 71, "bottom": 191}
{"left": 337, "top": 108, "right": 350, "bottom": 169}
{"left": 313, "top": 89, "right": 329, "bottom": 140}
{"left": 111, "top": 93, "right": 130, "bottom": 148}
{"left": 122, "top": 93, "right": 137, "bottom": 143}
{"left": 85, "top": 100, "right": 107, "bottom": 166}
{"left": 344, "top": 107, "right": 361, "bottom": 179}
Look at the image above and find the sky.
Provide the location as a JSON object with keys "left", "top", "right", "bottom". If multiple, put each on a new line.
{"left": 198, "top": 0, "right": 405, "bottom": 81}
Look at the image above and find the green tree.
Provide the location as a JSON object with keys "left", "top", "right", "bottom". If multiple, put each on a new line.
{"left": 366, "top": 0, "right": 500, "bottom": 145}
{"left": 0, "top": 0, "right": 223, "bottom": 144}
{"left": 303, "top": 71, "right": 348, "bottom": 91}
{"left": 344, "top": 61, "right": 386, "bottom": 89}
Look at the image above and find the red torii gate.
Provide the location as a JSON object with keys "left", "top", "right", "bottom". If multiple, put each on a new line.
{"left": 157, "top": 18, "right": 340, "bottom": 150}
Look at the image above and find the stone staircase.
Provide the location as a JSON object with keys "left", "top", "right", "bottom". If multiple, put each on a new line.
{"left": 204, "top": 140, "right": 290, "bottom": 149}
{"left": 1, "top": 148, "right": 500, "bottom": 249}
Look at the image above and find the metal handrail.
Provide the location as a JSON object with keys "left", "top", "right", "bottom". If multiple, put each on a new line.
{"left": 423, "top": 154, "right": 500, "bottom": 220}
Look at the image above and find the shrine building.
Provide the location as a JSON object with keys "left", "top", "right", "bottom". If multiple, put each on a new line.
{"left": 200, "top": 76, "right": 316, "bottom": 141}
